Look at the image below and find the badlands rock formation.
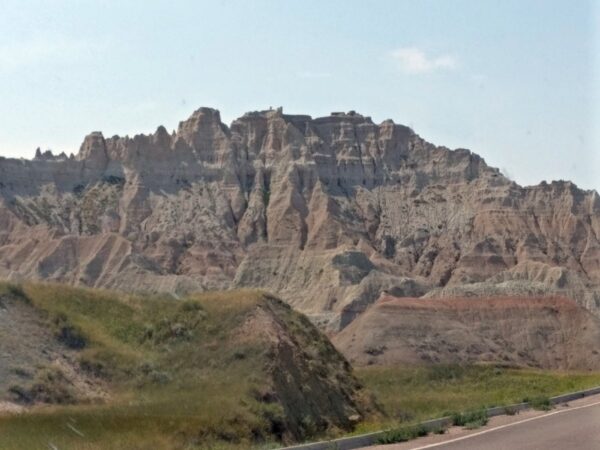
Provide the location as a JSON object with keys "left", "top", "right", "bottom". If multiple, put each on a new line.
{"left": 0, "top": 107, "right": 598, "bottom": 331}
{"left": 333, "top": 294, "right": 600, "bottom": 369}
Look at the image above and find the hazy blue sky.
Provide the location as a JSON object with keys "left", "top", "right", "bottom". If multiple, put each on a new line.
{"left": 1, "top": 0, "right": 598, "bottom": 191}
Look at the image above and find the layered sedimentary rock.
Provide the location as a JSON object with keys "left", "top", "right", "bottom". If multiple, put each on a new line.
{"left": 333, "top": 293, "right": 600, "bottom": 370}
{"left": 0, "top": 107, "right": 598, "bottom": 330}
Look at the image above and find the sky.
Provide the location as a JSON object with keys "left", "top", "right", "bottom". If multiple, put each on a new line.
{"left": 0, "top": 0, "right": 598, "bottom": 192}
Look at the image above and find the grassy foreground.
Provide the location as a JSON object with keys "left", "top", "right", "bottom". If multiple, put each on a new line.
{"left": 355, "top": 364, "right": 600, "bottom": 431}
{"left": 2, "top": 281, "right": 600, "bottom": 449}
{"left": 0, "top": 282, "right": 369, "bottom": 450}
{"left": 6, "top": 365, "right": 599, "bottom": 450}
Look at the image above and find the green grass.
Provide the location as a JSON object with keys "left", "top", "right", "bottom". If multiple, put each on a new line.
{"left": 0, "top": 282, "right": 369, "bottom": 449}
{"left": 3, "top": 281, "right": 600, "bottom": 449}
{"left": 0, "top": 283, "right": 287, "bottom": 449}
{"left": 0, "top": 397, "right": 277, "bottom": 450}
{"left": 355, "top": 364, "right": 600, "bottom": 431}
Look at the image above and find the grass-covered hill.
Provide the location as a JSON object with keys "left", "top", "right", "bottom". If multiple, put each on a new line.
{"left": 0, "top": 282, "right": 377, "bottom": 449}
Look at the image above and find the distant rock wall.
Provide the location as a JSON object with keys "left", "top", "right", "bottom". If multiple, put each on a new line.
{"left": 0, "top": 107, "right": 598, "bottom": 330}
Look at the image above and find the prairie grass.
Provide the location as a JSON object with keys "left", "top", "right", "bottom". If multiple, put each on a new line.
{"left": 0, "top": 283, "right": 282, "bottom": 449}
{"left": 355, "top": 364, "right": 600, "bottom": 432}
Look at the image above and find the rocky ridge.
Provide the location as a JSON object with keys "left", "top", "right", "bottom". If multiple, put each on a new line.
{"left": 0, "top": 107, "right": 598, "bottom": 330}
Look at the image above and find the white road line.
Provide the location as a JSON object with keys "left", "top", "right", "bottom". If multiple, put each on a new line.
{"left": 409, "top": 399, "right": 600, "bottom": 450}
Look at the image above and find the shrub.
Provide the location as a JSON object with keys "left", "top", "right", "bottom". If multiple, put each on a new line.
{"left": 9, "top": 366, "right": 76, "bottom": 405}
{"left": 393, "top": 409, "right": 415, "bottom": 422}
{"left": 148, "top": 370, "right": 171, "bottom": 385}
{"left": 78, "top": 349, "right": 111, "bottom": 378}
{"left": 73, "top": 183, "right": 85, "bottom": 195}
{"left": 262, "top": 189, "right": 270, "bottom": 206}
{"left": 8, "top": 384, "right": 32, "bottom": 403}
{"left": 52, "top": 314, "right": 86, "bottom": 349}
{"left": 377, "top": 424, "right": 428, "bottom": 444}
{"left": 430, "top": 424, "right": 447, "bottom": 435}
{"left": 257, "top": 402, "right": 286, "bottom": 439}
{"left": 141, "top": 302, "right": 206, "bottom": 345}
{"left": 7, "top": 283, "right": 26, "bottom": 299}
{"left": 30, "top": 367, "right": 77, "bottom": 404}
{"left": 451, "top": 409, "right": 488, "bottom": 428}
{"left": 465, "top": 418, "right": 488, "bottom": 429}
{"left": 12, "top": 367, "right": 32, "bottom": 379}
{"left": 527, "top": 396, "right": 552, "bottom": 411}
{"left": 102, "top": 175, "right": 125, "bottom": 186}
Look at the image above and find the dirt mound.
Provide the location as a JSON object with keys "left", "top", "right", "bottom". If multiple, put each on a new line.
{"left": 238, "top": 297, "right": 376, "bottom": 439}
{"left": 333, "top": 294, "right": 600, "bottom": 370}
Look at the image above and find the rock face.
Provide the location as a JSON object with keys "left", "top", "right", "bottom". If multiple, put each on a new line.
{"left": 0, "top": 107, "right": 599, "bottom": 330}
{"left": 333, "top": 293, "right": 600, "bottom": 370}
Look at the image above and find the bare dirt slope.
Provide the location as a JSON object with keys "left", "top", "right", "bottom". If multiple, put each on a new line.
{"left": 0, "top": 291, "right": 62, "bottom": 395}
{"left": 333, "top": 294, "right": 600, "bottom": 370}
{"left": 0, "top": 288, "right": 104, "bottom": 406}
{"left": 0, "top": 107, "right": 598, "bottom": 331}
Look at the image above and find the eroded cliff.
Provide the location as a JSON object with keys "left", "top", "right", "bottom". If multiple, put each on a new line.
{"left": 1, "top": 107, "right": 598, "bottom": 330}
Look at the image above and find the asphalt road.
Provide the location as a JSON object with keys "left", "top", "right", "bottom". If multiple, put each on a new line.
{"left": 410, "top": 400, "right": 600, "bottom": 450}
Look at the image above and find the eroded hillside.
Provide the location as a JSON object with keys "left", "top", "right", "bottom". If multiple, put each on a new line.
{"left": 0, "top": 282, "right": 376, "bottom": 448}
{"left": 0, "top": 107, "right": 598, "bottom": 330}
{"left": 334, "top": 293, "right": 600, "bottom": 370}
